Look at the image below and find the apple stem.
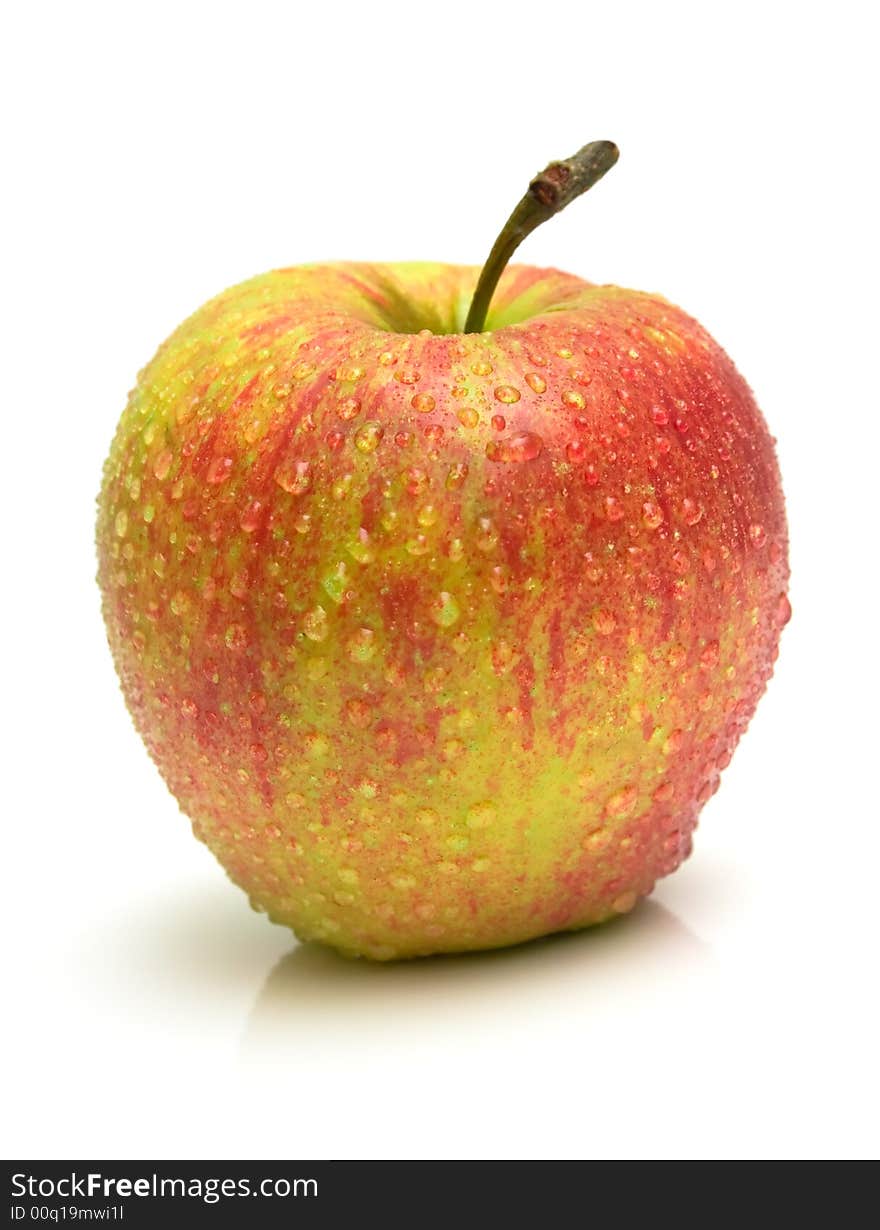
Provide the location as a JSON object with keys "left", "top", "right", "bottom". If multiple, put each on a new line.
{"left": 463, "top": 140, "right": 620, "bottom": 335}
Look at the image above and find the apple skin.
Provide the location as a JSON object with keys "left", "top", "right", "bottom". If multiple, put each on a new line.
{"left": 97, "top": 262, "right": 789, "bottom": 959}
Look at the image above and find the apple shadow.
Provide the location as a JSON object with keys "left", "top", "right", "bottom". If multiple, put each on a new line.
{"left": 87, "top": 876, "right": 293, "bottom": 1002}
{"left": 241, "top": 897, "right": 712, "bottom": 1060}
{"left": 87, "top": 864, "right": 718, "bottom": 1061}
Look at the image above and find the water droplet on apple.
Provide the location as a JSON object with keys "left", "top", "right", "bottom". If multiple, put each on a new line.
{"left": 114, "top": 510, "right": 128, "bottom": 537}
{"left": 775, "top": 593, "right": 792, "bottom": 626}
{"left": 671, "top": 549, "right": 689, "bottom": 574}
{"left": 524, "top": 372, "right": 546, "bottom": 394}
{"left": 604, "top": 786, "right": 638, "bottom": 818}
{"left": 700, "top": 641, "right": 720, "bottom": 669}
{"left": 490, "top": 566, "right": 507, "bottom": 594}
{"left": 240, "top": 499, "right": 264, "bottom": 533}
{"left": 604, "top": 496, "right": 625, "bottom": 521}
{"left": 274, "top": 458, "right": 312, "bottom": 494}
{"left": 466, "top": 801, "right": 496, "bottom": 829}
{"left": 681, "top": 497, "right": 704, "bottom": 525}
{"left": 347, "top": 627, "right": 376, "bottom": 662}
{"left": 485, "top": 431, "right": 543, "bottom": 463}
{"left": 494, "top": 385, "right": 521, "bottom": 404}
{"left": 302, "top": 606, "right": 329, "bottom": 642}
{"left": 411, "top": 393, "right": 435, "bottom": 414}
{"left": 749, "top": 523, "right": 767, "bottom": 548}
{"left": 346, "top": 527, "right": 374, "bottom": 564}
{"left": 432, "top": 592, "right": 460, "bottom": 627}
{"left": 225, "top": 623, "right": 248, "bottom": 651}
{"left": 229, "top": 569, "right": 249, "bottom": 599}
{"left": 354, "top": 422, "right": 384, "bottom": 453}
{"left": 169, "top": 590, "right": 190, "bottom": 617}
{"left": 417, "top": 504, "right": 438, "bottom": 528}
{"left": 475, "top": 517, "right": 498, "bottom": 552}
{"left": 243, "top": 417, "right": 264, "bottom": 445}
{"left": 696, "top": 778, "right": 716, "bottom": 805}
{"left": 642, "top": 501, "right": 664, "bottom": 529}
{"left": 337, "top": 397, "right": 361, "bottom": 421}
{"left": 405, "top": 466, "right": 429, "bottom": 495}
{"left": 663, "top": 728, "right": 684, "bottom": 755}
{"left": 153, "top": 449, "right": 173, "bottom": 480}
{"left": 206, "top": 456, "right": 233, "bottom": 484}
{"left": 445, "top": 835, "right": 470, "bottom": 853}
{"left": 322, "top": 562, "right": 349, "bottom": 604}
{"left": 406, "top": 534, "right": 429, "bottom": 556}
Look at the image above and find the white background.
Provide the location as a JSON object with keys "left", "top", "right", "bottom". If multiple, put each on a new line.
{"left": 2, "top": 1, "right": 878, "bottom": 1160}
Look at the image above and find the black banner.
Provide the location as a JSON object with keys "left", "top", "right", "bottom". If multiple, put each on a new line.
{"left": 1, "top": 1159, "right": 866, "bottom": 1225}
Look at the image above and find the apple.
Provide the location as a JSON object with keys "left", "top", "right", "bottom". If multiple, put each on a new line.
{"left": 97, "top": 141, "right": 789, "bottom": 958}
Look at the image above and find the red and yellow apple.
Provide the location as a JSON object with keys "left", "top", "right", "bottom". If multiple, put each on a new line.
{"left": 97, "top": 145, "right": 789, "bottom": 958}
